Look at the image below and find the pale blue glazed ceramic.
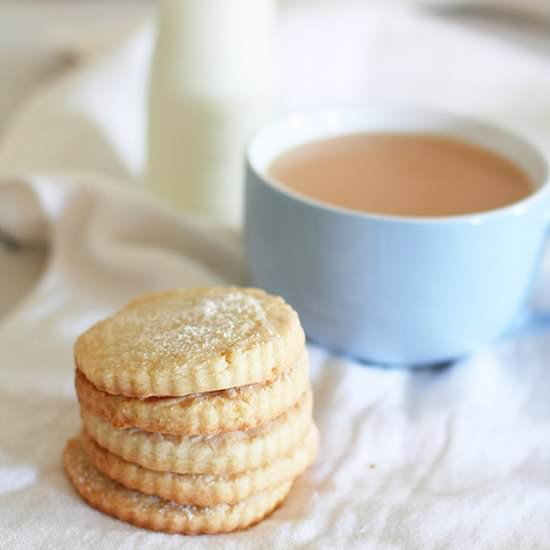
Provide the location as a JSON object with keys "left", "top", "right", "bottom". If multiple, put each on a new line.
{"left": 244, "top": 107, "right": 549, "bottom": 365}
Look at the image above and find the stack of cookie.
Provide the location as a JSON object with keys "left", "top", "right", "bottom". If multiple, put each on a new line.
{"left": 63, "top": 287, "right": 317, "bottom": 534}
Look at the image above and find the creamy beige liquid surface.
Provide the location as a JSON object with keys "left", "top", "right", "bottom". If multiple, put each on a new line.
{"left": 268, "top": 133, "right": 534, "bottom": 216}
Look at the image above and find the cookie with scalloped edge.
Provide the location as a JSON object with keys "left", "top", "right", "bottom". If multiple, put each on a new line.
{"left": 75, "top": 350, "right": 309, "bottom": 435}
{"left": 82, "top": 425, "right": 318, "bottom": 506}
{"left": 75, "top": 287, "right": 305, "bottom": 398}
{"left": 63, "top": 437, "right": 292, "bottom": 534}
{"left": 81, "top": 389, "right": 312, "bottom": 475}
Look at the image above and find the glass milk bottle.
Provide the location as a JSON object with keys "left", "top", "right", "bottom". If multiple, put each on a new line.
{"left": 147, "top": 0, "right": 277, "bottom": 225}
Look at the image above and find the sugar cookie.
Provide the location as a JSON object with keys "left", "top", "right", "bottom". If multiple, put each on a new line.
{"left": 63, "top": 437, "right": 292, "bottom": 534}
{"left": 82, "top": 426, "right": 318, "bottom": 506}
{"left": 75, "top": 287, "right": 304, "bottom": 398}
{"left": 75, "top": 351, "right": 309, "bottom": 435}
{"left": 81, "top": 389, "right": 312, "bottom": 475}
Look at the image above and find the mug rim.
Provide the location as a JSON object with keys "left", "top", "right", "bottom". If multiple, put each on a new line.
{"left": 246, "top": 105, "right": 550, "bottom": 225}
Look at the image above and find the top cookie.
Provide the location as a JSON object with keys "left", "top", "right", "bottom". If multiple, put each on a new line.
{"left": 75, "top": 287, "right": 304, "bottom": 398}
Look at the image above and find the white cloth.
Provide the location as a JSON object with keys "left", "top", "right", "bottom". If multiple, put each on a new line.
{"left": 1, "top": 3, "right": 550, "bottom": 549}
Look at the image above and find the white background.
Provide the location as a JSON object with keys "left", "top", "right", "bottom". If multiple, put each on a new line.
{"left": 1, "top": 0, "right": 550, "bottom": 140}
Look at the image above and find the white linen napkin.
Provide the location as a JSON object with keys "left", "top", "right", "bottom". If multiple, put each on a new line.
{"left": 2, "top": 3, "right": 550, "bottom": 549}
{"left": 0, "top": 24, "right": 152, "bottom": 182}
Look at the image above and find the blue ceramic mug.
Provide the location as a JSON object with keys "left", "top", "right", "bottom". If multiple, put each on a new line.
{"left": 244, "top": 107, "right": 549, "bottom": 365}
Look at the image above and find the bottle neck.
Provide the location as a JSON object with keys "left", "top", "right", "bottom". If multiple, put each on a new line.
{"left": 154, "top": 0, "right": 277, "bottom": 97}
